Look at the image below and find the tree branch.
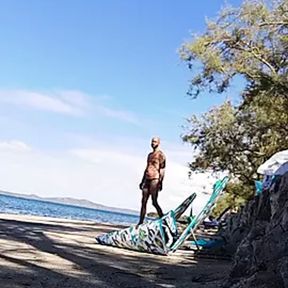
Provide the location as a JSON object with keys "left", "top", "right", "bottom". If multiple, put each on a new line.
{"left": 259, "top": 21, "right": 288, "bottom": 27}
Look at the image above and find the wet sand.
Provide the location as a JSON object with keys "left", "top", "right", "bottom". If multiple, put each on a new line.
{"left": 0, "top": 214, "right": 230, "bottom": 288}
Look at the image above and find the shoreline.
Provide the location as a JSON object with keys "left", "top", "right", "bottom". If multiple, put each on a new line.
{"left": 0, "top": 209, "right": 138, "bottom": 227}
{"left": 0, "top": 213, "right": 231, "bottom": 287}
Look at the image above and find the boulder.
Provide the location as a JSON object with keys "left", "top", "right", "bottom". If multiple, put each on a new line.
{"left": 221, "top": 172, "right": 288, "bottom": 287}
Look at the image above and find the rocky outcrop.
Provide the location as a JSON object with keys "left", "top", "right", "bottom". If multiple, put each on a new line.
{"left": 216, "top": 172, "right": 288, "bottom": 287}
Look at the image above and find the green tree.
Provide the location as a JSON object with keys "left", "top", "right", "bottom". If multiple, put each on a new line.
{"left": 180, "top": 0, "right": 288, "bottom": 99}
{"left": 181, "top": 0, "right": 288, "bottom": 209}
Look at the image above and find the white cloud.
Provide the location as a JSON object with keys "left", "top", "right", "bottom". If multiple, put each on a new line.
{"left": 0, "top": 89, "right": 140, "bottom": 123}
{"left": 94, "top": 105, "right": 140, "bottom": 124}
{"left": 0, "top": 140, "right": 32, "bottom": 152}
{"left": 0, "top": 90, "right": 88, "bottom": 116}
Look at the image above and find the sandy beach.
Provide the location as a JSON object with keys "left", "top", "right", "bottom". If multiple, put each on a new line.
{"left": 0, "top": 214, "right": 230, "bottom": 288}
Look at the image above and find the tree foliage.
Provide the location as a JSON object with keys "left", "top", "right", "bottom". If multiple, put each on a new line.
{"left": 181, "top": 0, "right": 288, "bottom": 208}
{"left": 180, "top": 0, "right": 288, "bottom": 98}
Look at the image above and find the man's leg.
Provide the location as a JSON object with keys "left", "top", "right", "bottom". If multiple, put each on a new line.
{"left": 150, "top": 179, "right": 164, "bottom": 218}
{"left": 138, "top": 188, "right": 150, "bottom": 226}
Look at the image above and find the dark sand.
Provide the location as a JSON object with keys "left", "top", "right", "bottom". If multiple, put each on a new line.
{"left": 0, "top": 214, "right": 230, "bottom": 288}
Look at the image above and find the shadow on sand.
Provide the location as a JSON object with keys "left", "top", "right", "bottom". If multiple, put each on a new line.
{"left": 0, "top": 217, "right": 230, "bottom": 288}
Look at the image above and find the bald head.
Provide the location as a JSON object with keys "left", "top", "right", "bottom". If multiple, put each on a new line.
{"left": 151, "top": 137, "right": 160, "bottom": 150}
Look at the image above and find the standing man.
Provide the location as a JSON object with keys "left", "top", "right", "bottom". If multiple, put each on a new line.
{"left": 138, "top": 137, "right": 166, "bottom": 226}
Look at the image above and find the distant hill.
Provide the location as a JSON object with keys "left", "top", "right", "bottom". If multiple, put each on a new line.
{"left": 0, "top": 190, "right": 138, "bottom": 215}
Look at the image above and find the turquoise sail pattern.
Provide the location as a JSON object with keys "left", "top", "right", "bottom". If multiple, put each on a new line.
{"left": 96, "top": 176, "right": 229, "bottom": 255}
{"left": 96, "top": 193, "right": 196, "bottom": 255}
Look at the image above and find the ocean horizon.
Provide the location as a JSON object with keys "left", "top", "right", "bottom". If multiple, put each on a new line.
{"left": 0, "top": 193, "right": 139, "bottom": 225}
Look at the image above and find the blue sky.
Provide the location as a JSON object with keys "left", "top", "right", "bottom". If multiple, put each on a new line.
{"left": 0, "top": 0, "right": 242, "bottom": 212}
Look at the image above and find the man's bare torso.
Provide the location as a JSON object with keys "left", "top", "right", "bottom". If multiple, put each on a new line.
{"left": 145, "top": 150, "right": 166, "bottom": 180}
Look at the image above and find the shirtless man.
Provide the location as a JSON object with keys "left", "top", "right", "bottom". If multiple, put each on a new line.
{"left": 137, "top": 137, "right": 166, "bottom": 226}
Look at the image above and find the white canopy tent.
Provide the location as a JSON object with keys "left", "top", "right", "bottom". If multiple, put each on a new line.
{"left": 257, "top": 150, "right": 288, "bottom": 176}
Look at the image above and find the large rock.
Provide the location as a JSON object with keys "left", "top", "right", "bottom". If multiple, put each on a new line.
{"left": 221, "top": 172, "right": 288, "bottom": 287}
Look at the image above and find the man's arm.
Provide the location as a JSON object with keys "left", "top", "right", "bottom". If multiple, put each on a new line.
{"left": 139, "top": 172, "right": 146, "bottom": 190}
{"left": 158, "top": 153, "right": 166, "bottom": 191}
{"left": 139, "top": 154, "right": 149, "bottom": 190}
{"left": 159, "top": 168, "right": 165, "bottom": 182}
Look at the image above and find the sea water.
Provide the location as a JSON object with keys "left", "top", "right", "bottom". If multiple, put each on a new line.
{"left": 0, "top": 194, "right": 139, "bottom": 225}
